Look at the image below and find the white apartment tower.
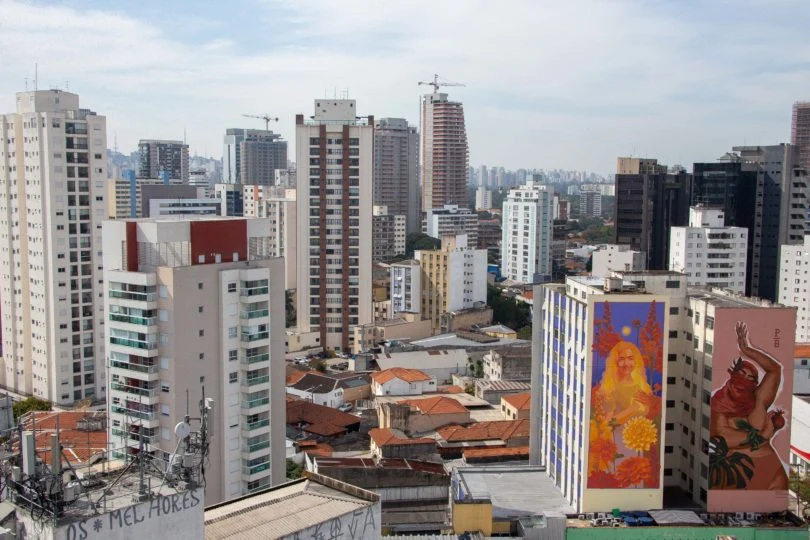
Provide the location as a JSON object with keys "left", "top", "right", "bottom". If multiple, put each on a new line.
{"left": 501, "top": 178, "right": 554, "bottom": 283}
{"left": 779, "top": 234, "right": 810, "bottom": 342}
{"left": 475, "top": 187, "right": 492, "bottom": 211}
{"left": 590, "top": 244, "right": 646, "bottom": 278}
{"left": 421, "top": 92, "right": 469, "bottom": 211}
{"left": 424, "top": 204, "right": 479, "bottom": 246}
{"left": 390, "top": 259, "right": 421, "bottom": 318}
{"left": 102, "top": 217, "right": 286, "bottom": 505}
{"left": 0, "top": 90, "right": 107, "bottom": 405}
{"left": 295, "top": 100, "right": 373, "bottom": 351}
{"left": 668, "top": 206, "right": 748, "bottom": 293}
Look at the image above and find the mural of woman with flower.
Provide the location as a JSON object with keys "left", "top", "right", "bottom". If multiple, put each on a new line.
{"left": 588, "top": 301, "right": 664, "bottom": 489}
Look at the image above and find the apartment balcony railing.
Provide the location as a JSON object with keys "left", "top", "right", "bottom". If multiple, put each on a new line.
{"left": 243, "top": 440, "right": 270, "bottom": 453}
{"left": 110, "top": 314, "right": 156, "bottom": 327}
{"left": 110, "top": 405, "right": 157, "bottom": 422}
{"left": 109, "top": 337, "right": 157, "bottom": 350}
{"left": 240, "top": 309, "right": 269, "bottom": 320}
{"left": 242, "top": 353, "right": 270, "bottom": 366}
{"left": 240, "top": 287, "right": 269, "bottom": 297}
{"left": 242, "top": 396, "right": 270, "bottom": 409}
{"left": 110, "top": 382, "right": 158, "bottom": 398}
{"left": 109, "top": 290, "right": 157, "bottom": 302}
{"left": 111, "top": 428, "right": 157, "bottom": 444}
{"left": 241, "top": 331, "right": 269, "bottom": 342}
{"left": 244, "top": 418, "right": 270, "bottom": 431}
{"left": 243, "top": 462, "right": 270, "bottom": 476}
{"left": 110, "top": 360, "right": 158, "bottom": 375}
{"left": 243, "top": 375, "right": 270, "bottom": 388}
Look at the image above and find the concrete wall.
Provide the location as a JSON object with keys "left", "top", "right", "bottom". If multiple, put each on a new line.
{"left": 406, "top": 411, "right": 470, "bottom": 434}
{"left": 453, "top": 502, "right": 493, "bottom": 535}
{"left": 278, "top": 503, "right": 381, "bottom": 540}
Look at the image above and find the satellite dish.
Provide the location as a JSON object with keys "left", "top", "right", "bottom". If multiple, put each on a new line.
{"left": 174, "top": 421, "right": 191, "bottom": 439}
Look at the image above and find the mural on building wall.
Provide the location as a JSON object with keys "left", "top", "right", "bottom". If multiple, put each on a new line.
{"left": 588, "top": 300, "right": 664, "bottom": 489}
{"left": 708, "top": 309, "right": 794, "bottom": 511}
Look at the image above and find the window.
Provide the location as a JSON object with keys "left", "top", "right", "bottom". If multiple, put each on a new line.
{"left": 160, "top": 404, "right": 170, "bottom": 416}
{"left": 198, "top": 282, "right": 203, "bottom": 290}
{"left": 666, "top": 376, "right": 676, "bottom": 385}
{"left": 228, "top": 350, "right": 238, "bottom": 361}
{"left": 669, "top": 330, "right": 678, "bottom": 338}
{"left": 227, "top": 282, "right": 237, "bottom": 292}
{"left": 158, "top": 309, "right": 169, "bottom": 322}
{"left": 665, "top": 280, "right": 681, "bottom": 288}
{"left": 666, "top": 400, "right": 675, "bottom": 408}
{"left": 665, "top": 446, "right": 673, "bottom": 454}
{"left": 667, "top": 353, "right": 677, "bottom": 362}
{"left": 669, "top": 306, "right": 679, "bottom": 315}
{"left": 198, "top": 330, "right": 204, "bottom": 337}
{"left": 228, "top": 327, "right": 238, "bottom": 338}
{"left": 199, "top": 353, "right": 205, "bottom": 360}
{"left": 161, "top": 383, "right": 170, "bottom": 393}
{"left": 664, "top": 468, "right": 673, "bottom": 477}
{"left": 198, "top": 306, "right": 204, "bottom": 313}
{"left": 665, "top": 422, "right": 674, "bottom": 431}
{"left": 229, "top": 372, "right": 238, "bottom": 383}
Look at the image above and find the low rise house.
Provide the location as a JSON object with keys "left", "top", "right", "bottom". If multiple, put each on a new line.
{"left": 479, "top": 324, "right": 517, "bottom": 340}
{"left": 500, "top": 392, "right": 531, "bottom": 420}
{"left": 286, "top": 371, "right": 371, "bottom": 408}
{"left": 373, "top": 348, "right": 469, "bottom": 384}
{"left": 371, "top": 367, "right": 436, "bottom": 396}
{"left": 377, "top": 396, "right": 470, "bottom": 434}
{"left": 474, "top": 379, "right": 531, "bottom": 405}
{"left": 482, "top": 345, "right": 531, "bottom": 381}
{"left": 369, "top": 427, "right": 437, "bottom": 459}
{"left": 286, "top": 397, "right": 361, "bottom": 440}
{"left": 436, "top": 419, "right": 530, "bottom": 459}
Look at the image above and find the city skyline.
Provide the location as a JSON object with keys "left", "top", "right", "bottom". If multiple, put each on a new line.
{"left": 1, "top": 0, "right": 808, "bottom": 175}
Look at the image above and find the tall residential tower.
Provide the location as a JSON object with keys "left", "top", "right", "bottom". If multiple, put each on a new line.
{"left": 420, "top": 92, "right": 468, "bottom": 211}
{"left": 374, "top": 118, "right": 420, "bottom": 234}
{"left": 501, "top": 178, "right": 554, "bottom": 284}
{"left": 0, "top": 90, "right": 107, "bottom": 405}
{"left": 295, "top": 100, "right": 373, "bottom": 351}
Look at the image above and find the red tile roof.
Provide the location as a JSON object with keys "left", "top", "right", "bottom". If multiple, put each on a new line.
{"left": 371, "top": 367, "right": 432, "bottom": 384}
{"left": 312, "top": 456, "right": 447, "bottom": 475}
{"left": 443, "top": 385, "right": 465, "bottom": 394}
{"left": 399, "top": 396, "right": 468, "bottom": 415}
{"left": 286, "top": 398, "right": 360, "bottom": 437}
{"left": 463, "top": 446, "right": 530, "bottom": 459}
{"left": 501, "top": 392, "right": 531, "bottom": 411}
{"left": 286, "top": 370, "right": 309, "bottom": 385}
{"left": 369, "top": 427, "right": 436, "bottom": 447}
{"left": 796, "top": 343, "right": 810, "bottom": 358}
{"left": 18, "top": 411, "right": 107, "bottom": 465}
{"left": 437, "top": 419, "right": 529, "bottom": 443}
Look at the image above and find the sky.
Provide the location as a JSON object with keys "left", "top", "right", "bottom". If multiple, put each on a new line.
{"left": 0, "top": 0, "right": 808, "bottom": 176}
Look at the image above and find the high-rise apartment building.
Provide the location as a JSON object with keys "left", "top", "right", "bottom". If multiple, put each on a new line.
{"left": 390, "top": 259, "right": 421, "bottom": 318}
{"left": 415, "top": 235, "right": 487, "bottom": 333}
{"left": 102, "top": 217, "right": 286, "bottom": 505}
{"left": 420, "top": 92, "right": 468, "bottom": 211}
{"left": 478, "top": 165, "right": 489, "bottom": 187}
{"left": 501, "top": 178, "right": 554, "bottom": 284}
{"left": 295, "top": 100, "right": 373, "bottom": 351}
{"left": 668, "top": 206, "right": 747, "bottom": 293}
{"left": 222, "top": 129, "right": 288, "bottom": 185}
{"left": 579, "top": 189, "right": 602, "bottom": 218}
{"left": 614, "top": 167, "right": 690, "bottom": 270}
{"left": 374, "top": 118, "right": 420, "bottom": 234}
{"left": 792, "top": 102, "right": 810, "bottom": 173}
{"left": 424, "top": 204, "right": 478, "bottom": 246}
{"left": 475, "top": 187, "right": 492, "bottom": 211}
{"left": 531, "top": 272, "right": 796, "bottom": 513}
{"left": 692, "top": 145, "right": 807, "bottom": 301}
{"left": 138, "top": 139, "right": 189, "bottom": 182}
{"left": 371, "top": 206, "right": 406, "bottom": 262}
{"left": 779, "top": 234, "right": 810, "bottom": 342}
{"left": 0, "top": 90, "right": 107, "bottom": 404}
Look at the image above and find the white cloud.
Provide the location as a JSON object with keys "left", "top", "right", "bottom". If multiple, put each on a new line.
{"left": 0, "top": 0, "right": 807, "bottom": 173}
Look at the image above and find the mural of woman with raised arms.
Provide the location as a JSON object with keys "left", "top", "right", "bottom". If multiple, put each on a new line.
{"left": 709, "top": 322, "right": 788, "bottom": 490}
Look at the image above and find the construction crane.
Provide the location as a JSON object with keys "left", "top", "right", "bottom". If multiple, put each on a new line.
{"left": 417, "top": 73, "right": 465, "bottom": 93}
{"left": 242, "top": 113, "right": 279, "bottom": 130}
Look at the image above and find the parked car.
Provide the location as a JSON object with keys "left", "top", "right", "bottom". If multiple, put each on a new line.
{"left": 337, "top": 403, "right": 353, "bottom": 412}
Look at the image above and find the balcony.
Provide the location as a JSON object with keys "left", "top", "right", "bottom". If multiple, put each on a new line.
{"left": 242, "top": 375, "right": 270, "bottom": 388}
{"left": 243, "top": 461, "right": 271, "bottom": 477}
{"left": 110, "top": 360, "right": 158, "bottom": 375}
{"left": 110, "top": 313, "right": 157, "bottom": 327}
{"left": 241, "top": 394, "right": 270, "bottom": 410}
{"left": 243, "top": 418, "right": 270, "bottom": 433}
{"left": 241, "top": 330, "right": 269, "bottom": 343}
{"left": 109, "top": 290, "right": 157, "bottom": 303}
{"left": 243, "top": 440, "right": 271, "bottom": 455}
{"left": 240, "top": 287, "right": 269, "bottom": 298}
{"left": 110, "top": 405, "right": 158, "bottom": 424}
{"left": 240, "top": 308, "right": 269, "bottom": 320}
{"left": 110, "top": 381, "right": 158, "bottom": 400}
{"left": 111, "top": 427, "right": 157, "bottom": 445}
{"left": 109, "top": 336, "right": 157, "bottom": 351}
{"left": 242, "top": 352, "right": 270, "bottom": 366}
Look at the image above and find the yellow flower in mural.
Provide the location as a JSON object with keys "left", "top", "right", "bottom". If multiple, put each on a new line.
{"left": 622, "top": 416, "right": 657, "bottom": 453}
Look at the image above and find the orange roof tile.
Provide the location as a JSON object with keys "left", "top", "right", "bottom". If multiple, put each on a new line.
{"left": 369, "top": 428, "right": 436, "bottom": 447}
{"left": 286, "top": 399, "right": 360, "bottom": 438}
{"left": 400, "top": 396, "right": 468, "bottom": 415}
{"left": 286, "top": 370, "right": 308, "bottom": 385}
{"left": 437, "top": 419, "right": 529, "bottom": 443}
{"left": 463, "top": 446, "right": 530, "bottom": 459}
{"left": 443, "top": 385, "right": 465, "bottom": 394}
{"left": 371, "top": 367, "right": 432, "bottom": 385}
{"left": 502, "top": 392, "right": 531, "bottom": 411}
{"left": 19, "top": 411, "right": 107, "bottom": 465}
{"left": 796, "top": 343, "right": 810, "bottom": 358}
{"left": 303, "top": 443, "right": 333, "bottom": 457}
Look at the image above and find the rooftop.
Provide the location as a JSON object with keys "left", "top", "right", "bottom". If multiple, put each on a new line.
{"left": 407, "top": 334, "right": 529, "bottom": 349}
{"left": 454, "top": 465, "right": 575, "bottom": 518}
{"left": 204, "top": 474, "right": 379, "bottom": 539}
{"left": 796, "top": 343, "right": 810, "bottom": 358}
{"left": 371, "top": 367, "right": 433, "bottom": 384}
{"left": 437, "top": 419, "right": 529, "bottom": 443}
{"left": 369, "top": 428, "right": 436, "bottom": 447}
{"left": 476, "top": 380, "right": 532, "bottom": 392}
{"left": 399, "top": 396, "right": 469, "bottom": 415}
{"left": 375, "top": 392, "right": 490, "bottom": 409}
{"left": 19, "top": 411, "right": 107, "bottom": 465}
{"left": 463, "top": 446, "right": 530, "bottom": 461}
{"left": 286, "top": 397, "right": 361, "bottom": 436}
{"left": 687, "top": 286, "right": 790, "bottom": 309}
{"left": 313, "top": 456, "right": 446, "bottom": 475}
{"left": 501, "top": 392, "right": 531, "bottom": 411}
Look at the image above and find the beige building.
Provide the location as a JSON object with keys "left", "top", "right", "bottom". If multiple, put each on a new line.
{"left": 243, "top": 186, "right": 297, "bottom": 291}
{"left": 421, "top": 90, "right": 469, "bottom": 211}
{"left": 416, "top": 235, "right": 488, "bottom": 333}
{"left": 0, "top": 90, "right": 107, "bottom": 404}
{"left": 295, "top": 99, "right": 374, "bottom": 351}
{"left": 352, "top": 314, "right": 433, "bottom": 354}
{"left": 616, "top": 156, "right": 668, "bottom": 175}
{"left": 102, "top": 217, "right": 286, "bottom": 505}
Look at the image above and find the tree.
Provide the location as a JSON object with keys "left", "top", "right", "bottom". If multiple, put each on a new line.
{"left": 285, "top": 290, "right": 296, "bottom": 328}
{"left": 406, "top": 233, "right": 440, "bottom": 257}
{"left": 487, "top": 285, "right": 532, "bottom": 331}
{"left": 13, "top": 396, "right": 51, "bottom": 420}
{"left": 790, "top": 468, "right": 810, "bottom": 517}
{"left": 517, "top": 326, "right": 532, "bottom": 340}
{"left": 286, "top": 459, "right": 303, "bottom": 480}
{"left": 313, "top": 360, "right": 327, "bottom": 372}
